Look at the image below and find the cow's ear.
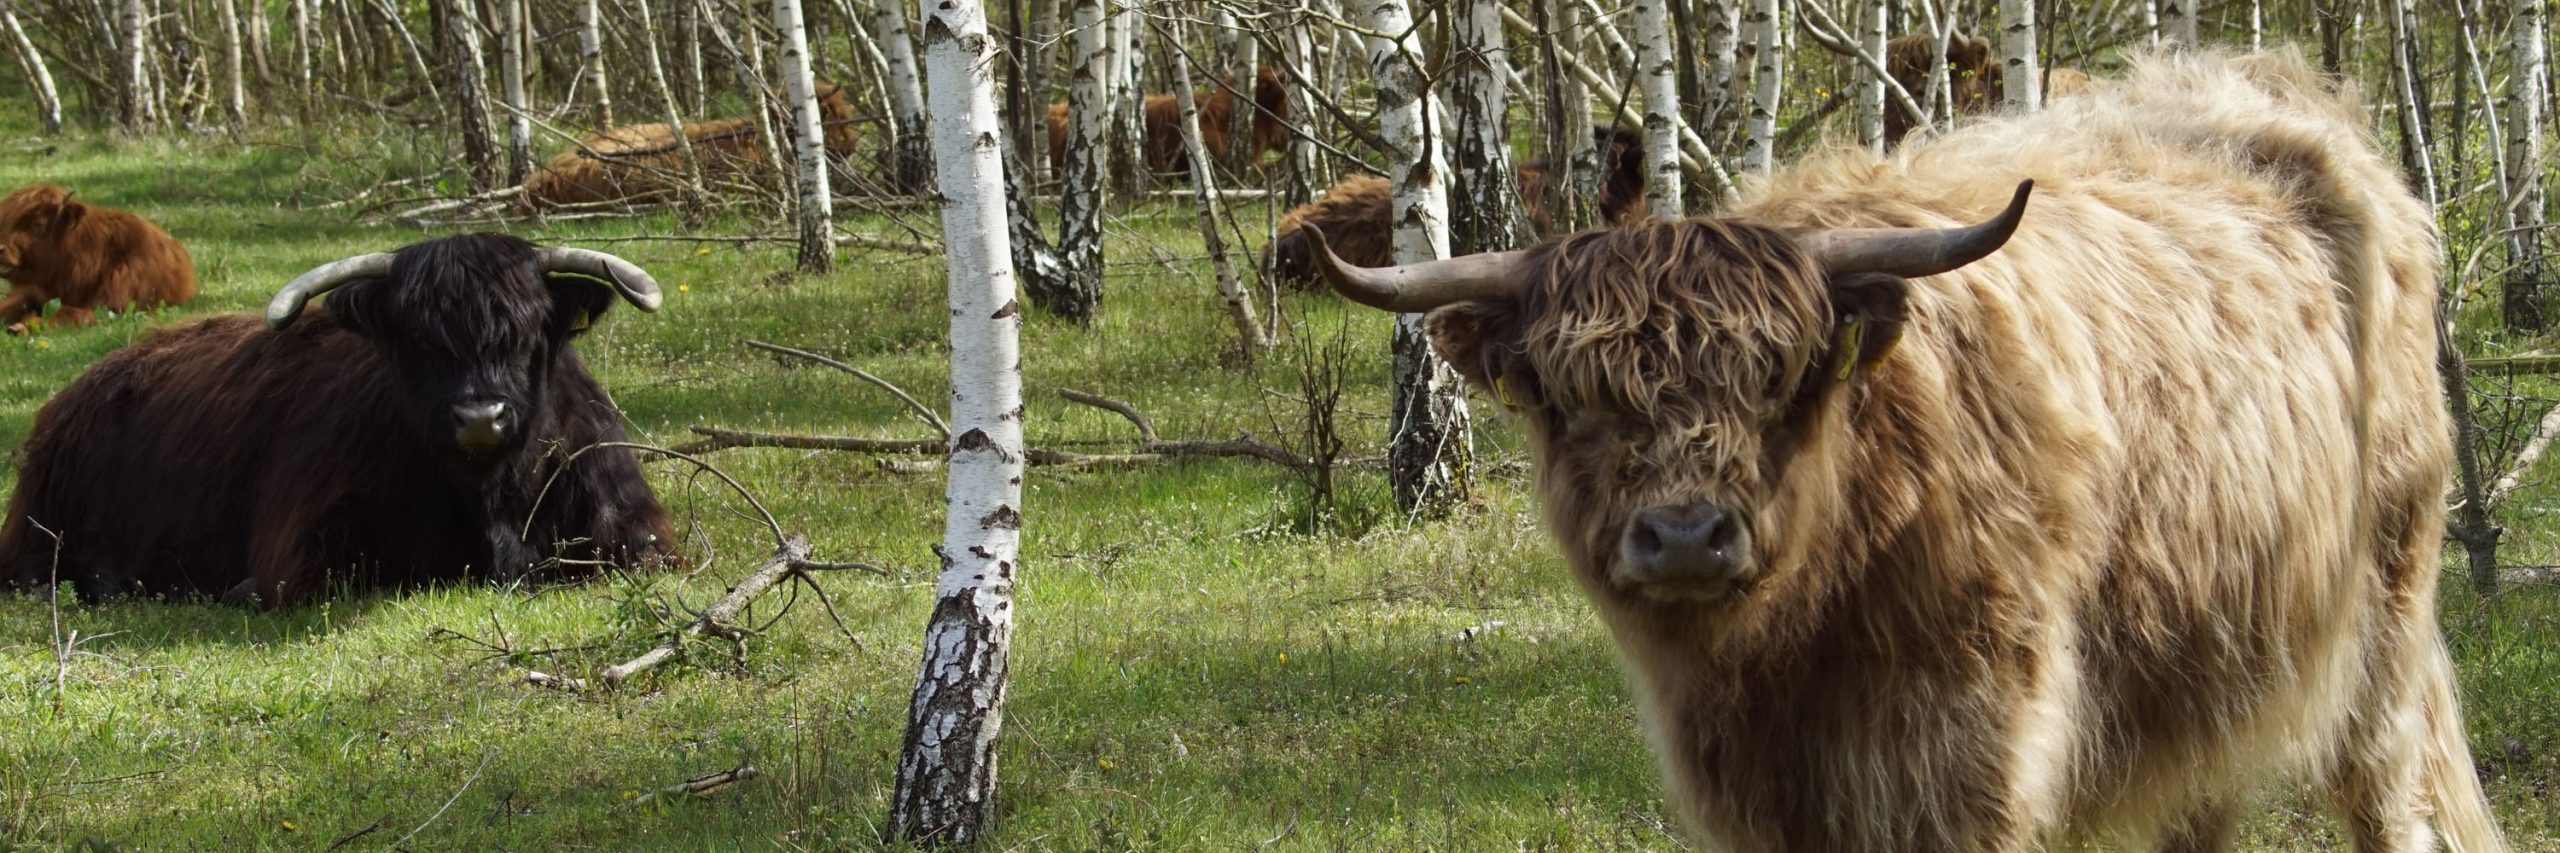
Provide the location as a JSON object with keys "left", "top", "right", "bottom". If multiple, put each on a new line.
{"left": 1823, "top": 272, "right": 1911, "bottom": 379}
{"left": 545, "top": 273, "right": 619, "bottom": 337}
{"left": 1425, "top": 300, "right": 1540, "bottom": 408}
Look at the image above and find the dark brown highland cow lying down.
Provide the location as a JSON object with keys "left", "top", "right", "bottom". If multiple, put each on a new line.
{"left": 1262, "top": 126, "right": 1648, "bottom": 287}
{"left": 519, "top": 81, "right": 863, "bottom": 209}
{"left": 0, "top": 234, "right": 682, "bottom": 606}
{"left": 1043, "top": 66, "right": 1291, "bottom": 177}
{"left": 1306, "top": 48, "right": 2499, "bottom": 851}
{"left": 0, "top": 183, "right": 196, "bottom": 333}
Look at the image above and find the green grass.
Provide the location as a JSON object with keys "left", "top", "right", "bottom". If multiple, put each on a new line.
{"left": 3, "top": 119, "right": 2558, "bottom": 852}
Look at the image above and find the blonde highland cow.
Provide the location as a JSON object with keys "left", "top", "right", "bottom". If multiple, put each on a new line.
{"left": 1304, "top": 48, "right": 2501, "bottom": 852}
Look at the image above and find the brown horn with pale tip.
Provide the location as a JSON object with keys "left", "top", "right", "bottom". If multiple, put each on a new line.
{"left": 537, "top": 247, "right": 664, "bottom": 312}
{"left": 1305, "top": 224, "right": 1535, "bottom": 313}
{"left": 1799, "top": 179, "right": 2033, "bottom": 278}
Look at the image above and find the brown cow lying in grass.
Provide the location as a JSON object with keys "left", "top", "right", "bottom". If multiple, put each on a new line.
{"left": 0, "top": 184, "right": 196, "bottom": 333}
{"left": 1262, "top": 126, "right": 1648, "bottom": 288}
{"left": 1306, "top": 48, "right": 2500, "bottom": 852}
{"left": 519, "top": 81, "right": 862, "bottom": 210}
{"left": 1044, "top": 66, "right": 1291, "bottom": 178}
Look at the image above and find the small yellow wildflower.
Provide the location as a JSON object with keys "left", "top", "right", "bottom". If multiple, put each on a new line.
{"left": 696, "top": 248, "right": 713, "bottom": 256}
{"left": 1453, "top": 676, "right": 1472, "bottom": 685}
{"left": 622, "top": 790, "right": 643, "bottom": 800}
{"left": 280, "top": 820, "right": 298, "bottom": 832}
{"left": 1276, "top": 651, "right": 1288, "bottom": 664}
{"left": 678, "top": 284, "right": 692, "bottom": 293}
{"left": 34, "top": 339, "right": 49, "bottom": 348}
{"left": 1097, "top": 757, "right": 1114, "bottom": 771}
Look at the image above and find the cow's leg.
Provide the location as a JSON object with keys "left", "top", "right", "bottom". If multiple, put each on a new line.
{"left": 2156, "top": 800, "right": 2239, "bottom": 853}
{"left": 2329, "top": 678, "right": 2435, "bottom": 853}
{"left": 2326, "top": 618, "right": 2435, "bottom": 852}
{"left": 0, "top": 289, "right": 39, "bottom": 332}
{"left": 49, "top": 305, "right": 96, "bottom": 327}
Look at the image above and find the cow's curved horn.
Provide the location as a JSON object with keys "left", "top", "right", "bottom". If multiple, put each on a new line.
{"left": 266, "top": 253, "right": 393, "bottom": 329}
{"left": 1800, "top": 179, "right": 2033, "bottom": 279}
{"left": 1305, "top": 224, "right": 1532, "bottom": 313}
{"left": 537, "top": 247, "right": 664, "bottom": 312}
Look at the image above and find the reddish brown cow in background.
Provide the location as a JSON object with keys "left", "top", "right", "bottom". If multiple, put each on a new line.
{"left": 1306, "top": 49, "right": 2500, "bottom": 852}
{"left": 1879, "top": 32, "right": 2091, "bottom": 146}
{"left": 519, "top": 81, "right": 863, "bottom": 209}
{"left": 1262, "top": 126, "right": 1648, "bottom": 288}
{"left": 0, "top": 184, "right": 196, "bottom": 333}
{"left": 1044, "top": 67, "right": 1291, "bottom": 177}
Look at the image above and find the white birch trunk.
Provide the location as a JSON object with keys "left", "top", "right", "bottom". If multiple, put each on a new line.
{"left": 1366, "top": 0, "right": 1473, "bottom": 514}
{"left": 1702, "top": 0, "right": 1737, "bottom": 142}
{"left": 245, "top": 0, "right": 270, "bottom": 93}
{"left": 1046, "top": 0, "right": 1110, "bottom": 321}
{"left": 1453, "top": 0, "right": 1528, "bottom": 248}
{"left": 1740, "top": 0, "right": 1781, "bottom": 174}
{"left": 774, "top": 0, "right": 833, "bottom": 271}
{"left": 501, "top": 0, "right": 531, "bottom": 185}
{"left": 2160, "top": 0, "right": 2197, "bottom": 48}
{"left": 1216, "top": 10, "right": 1257, "bottom": 174}
{"left": 1856, "top": 0, "right": 1885, "bottom": 154}
{"left": 2000, "top": 0, "right": 2039, "bottom": 112}
{"left": 121, "top": 0, "right": 150, "bottom": 130}
{"left": 1106, "top": 2, "right": 1144, "bottom": 191}
{"left": 632, "top": 0, "right": 708, "bottom": 200}
{"left": 0, "top": 0, "right": 62, "bottom": 134}
{"left": 444, "top": 0, "right": 496, "bottom": 192}
{"left": 1632, "top": 0, "right": 1684, "bottom": 214}
{"left": 873, "top": 0, "right": 932, "bottom": 192}
{"left": 2248, "top": 0, "right": 2261, "bottom": 50}
{"left": 292, "top": 0, "right": 312, "bottom": 101}
{"left": 579, "top": 0, "right": 612, "bottom": 125}
{"left": 214, "top": 0, "right": 245, "bottom": 125}
{"left": 1551, "top": 0, "right": 1600, "bottom": 229}
{"left": 2508, "top": 0, "right": 2548, "bottom": 328}
{"left": 2390, "top": 0, "right": 2436, "bottom": 207}
{"left": 887, "top": 0, "right": 1021, "bottom": 835}
{"left": 1165, "top": 22, "right": 1267, "bottom": 354}
{"left": 683, "top": 0, "right": 705, "bottom": 112}
{"left": 1280, "top": 15, "right": 1324, "bottom": 206}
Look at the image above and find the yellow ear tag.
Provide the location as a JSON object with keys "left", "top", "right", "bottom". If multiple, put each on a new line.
{"left": 1492, "top": 375, "right": 1519, "bottom": 407}
{"left": 1834, "top": 319, "right": 1863, "bottom": 380}
{"left": 569, "top": 310, "right": 593, "bottom": 332}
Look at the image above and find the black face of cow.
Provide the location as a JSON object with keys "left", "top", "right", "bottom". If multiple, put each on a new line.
{"left": 324, "top": 233, "right": 619, "bottom": 468}
{"left": 1420, "top": 225, "right": 1914, "bottom": 605}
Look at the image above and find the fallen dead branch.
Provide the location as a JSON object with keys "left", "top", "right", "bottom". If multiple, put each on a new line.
{"left": 383, "top": 185, "right": 525, "bottom": 223}
{"left": 507, "top": 443, "right": 893, "bottom": 689}
{"left": 598, "top": 535, "right": 813, "bottom": 687}
{"left": 621, "top": 766, "right": 761, "bottom": 809}
{"left": 747, "top": 340, "right": 948, "bottom": 438}
{"left": 679, "top": 341, "right": 1318, "bottom": 472}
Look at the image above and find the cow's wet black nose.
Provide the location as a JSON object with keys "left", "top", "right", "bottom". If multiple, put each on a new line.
{"left": 453, "top": 401, "right": 509, "bottom": 451}
{"left": 1618, "top": 503, "right": 1749, "bottom": 588}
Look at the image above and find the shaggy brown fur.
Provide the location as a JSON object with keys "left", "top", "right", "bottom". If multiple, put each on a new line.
{"left": 1882, "top": 33, "right": 2091, "bottom": 146}
{"left": 1044, "top": 67, "right": 1291, "bottom": 177}
{"left": 1263, "top": 127, "right": 1648, "bottom": 288}
{"left": 0, "top": 234, "right": 681, "bottom": 607}
{"left": 519, "top": 81, "right": 862, "bottom": 209}
{"left": 1410, "top": 49, "right": 2500, "bottom": 851}
{"left": 0, "top": 184, "right": 197, "bottom": 332}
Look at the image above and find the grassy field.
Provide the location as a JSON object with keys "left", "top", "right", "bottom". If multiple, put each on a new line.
{"left": 3, "top": 117, "right": 2558, "bottom": 851}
